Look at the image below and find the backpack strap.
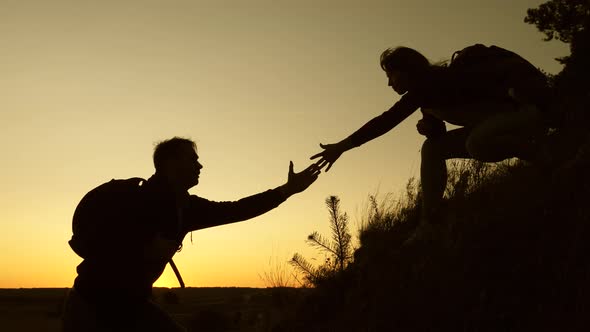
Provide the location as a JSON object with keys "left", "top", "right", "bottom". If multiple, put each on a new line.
{"left": 169, "top": 259, "right": 185, "bottom": 288}
{"left": 123, "top": 178, "right": 185, "bottom": 288}
{"left": 450, "top": 44, "right": 488, "bottom": 67}
{"left": 451, "top": 49, "right": 462, "bottom": 62}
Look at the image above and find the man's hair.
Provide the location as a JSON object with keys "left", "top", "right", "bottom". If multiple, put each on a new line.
{"left": 380, "top": 47, "right": 430, "bottom": 74}
{"left": 153, "top": 137, "right": 197, "bottom": 172}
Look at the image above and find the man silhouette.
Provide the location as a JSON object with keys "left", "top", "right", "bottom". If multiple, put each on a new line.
{"left": 311, "top": 45, "right": 553, "bottom": 242}
{"left": 62, "top": 137, "right": 320, "bottom": 331}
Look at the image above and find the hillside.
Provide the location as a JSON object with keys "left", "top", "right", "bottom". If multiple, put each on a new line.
{"left": 278, "top": 3, "right": 590, "bottom": 328}
{"left": 280, "top": 151, "right": 590, "bottom": 332}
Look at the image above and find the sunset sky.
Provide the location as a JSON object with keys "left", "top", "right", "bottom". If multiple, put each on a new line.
{"left": 0, "top": 0, "right": 568, "bottom": 288}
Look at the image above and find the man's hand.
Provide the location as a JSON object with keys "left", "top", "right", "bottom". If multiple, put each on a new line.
{"left": 279, "top": 161, "right": 321, "bottom": 197}
{"left": 310, "top": 142, "right": 347, "bottom": 172}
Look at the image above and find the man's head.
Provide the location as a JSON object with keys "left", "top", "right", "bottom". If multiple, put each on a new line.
{"left": 153, "top": 137, "right": 202, "bottom": 191}
{"left": 380, "top": 47, "right": 430, "bottom": 94}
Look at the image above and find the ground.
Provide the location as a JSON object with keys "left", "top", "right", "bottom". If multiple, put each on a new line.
{"left": 0, "top": 287, "right": 305, "bottom": 332}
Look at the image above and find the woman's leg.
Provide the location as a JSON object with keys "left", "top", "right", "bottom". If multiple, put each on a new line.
{"left": 466, "top": 106, "right": 546, "bottom": 162}
{"left": 420, "top": 128, "right": 472, "bottom": 220}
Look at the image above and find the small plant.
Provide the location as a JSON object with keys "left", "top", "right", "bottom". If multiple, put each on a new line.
{"left": 290, "top": 196, "right": 354, "bottom": 287}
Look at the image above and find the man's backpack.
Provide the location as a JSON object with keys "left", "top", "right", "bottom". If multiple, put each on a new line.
{"left": 69, "top": 178, "right": 145, "bottom": 259}
{"left": 69, "top": 178, "right": 185, "bottom": 288}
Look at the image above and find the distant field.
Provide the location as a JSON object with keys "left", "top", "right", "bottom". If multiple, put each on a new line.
{"left": 0, "top": 287, "right": 305, "bottom": 331}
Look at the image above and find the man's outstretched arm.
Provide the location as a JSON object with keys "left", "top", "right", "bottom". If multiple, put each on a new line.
{"left": 183, "top": 161, "right": 321, "bottom": 232}
{"left": 311, "top": 95, "right": 419, "bottom": 172}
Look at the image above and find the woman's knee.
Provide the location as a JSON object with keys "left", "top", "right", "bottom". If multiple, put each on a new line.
{"left": 464, "top": 134, "right": 487, "bottom": 160}
{"left": 421, "top": 129, "right": 472, "bottom": 161}
{"left": 465, "top": 135, "right": 486, "bottom": 159}
{"left": 465, "top": 132, "right": 510, "bottom": 162}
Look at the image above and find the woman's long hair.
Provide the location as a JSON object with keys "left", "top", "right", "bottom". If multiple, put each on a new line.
{"left": 380, "top": 47, "right": 449, "bottom": 87}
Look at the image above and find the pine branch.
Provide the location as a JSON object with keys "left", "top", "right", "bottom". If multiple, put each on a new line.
{"left": 289, "top": 253, "right": 318, "bottom": 284}
{"left": 326, "top": 196, "right": 353, "bottom": 271}
{"left": 307, "top": 231, "right": 338, "bottom": 257}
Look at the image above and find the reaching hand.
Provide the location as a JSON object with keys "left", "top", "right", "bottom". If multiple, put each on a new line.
{"left": 283, "top": 161, "right": 321, "bottom": 196}
{"left": 310, "top": 142, "right": 345, "bottom": 172}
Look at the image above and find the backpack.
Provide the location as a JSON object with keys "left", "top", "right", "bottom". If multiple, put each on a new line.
{"left": 69, "top": 178, "right": 145, "bottom": 259}
{"left": 449, "top": 44, "right": 521, "bottom": 70}
{"left": 69, "top": 178, "right": 185, "bottom": 288}
{"left": 447, "top": 44, "right": 550, "bottom": 104}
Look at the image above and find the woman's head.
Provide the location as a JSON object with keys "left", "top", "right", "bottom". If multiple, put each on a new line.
{"left": 380, "top": 47, "right": 430, "bottom": 94}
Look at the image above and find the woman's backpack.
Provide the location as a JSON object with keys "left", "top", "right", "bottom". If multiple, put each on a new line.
{"left": 449, "top": 44, "right": 523, "bottom": 69}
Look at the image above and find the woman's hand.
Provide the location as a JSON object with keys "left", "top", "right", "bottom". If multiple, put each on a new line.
{"left": 310, "top": 142, "right": 347, "bottom": 172}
